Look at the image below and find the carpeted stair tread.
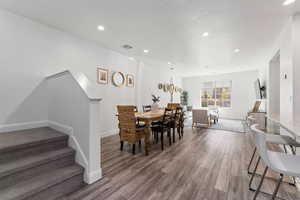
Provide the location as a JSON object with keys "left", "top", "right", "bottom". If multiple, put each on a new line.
{"left": 0, "top": 127, "right": 68, "bottom": 153}
{"left": 0, "top": 147, "right": 75, "bottom": 178}
{"left": 0, "top": 165, "right": 83, "bottom": 200}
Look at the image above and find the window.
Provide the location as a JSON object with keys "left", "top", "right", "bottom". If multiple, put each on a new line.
{"left": 201, "top": 81, "right": 232, "bottom": 108}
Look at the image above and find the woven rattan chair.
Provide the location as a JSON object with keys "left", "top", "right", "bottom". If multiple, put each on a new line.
{"left": 117, "top": 105, "right": 146, "bottom": 155}
{"left": 167, "top": 103, "right": 181, "bottom": 110}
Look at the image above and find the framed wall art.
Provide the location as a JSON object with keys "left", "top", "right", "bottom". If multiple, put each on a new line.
{"left": 97, "top": 68, "right": 109, "bottom": 84}
{"left": 126, "top": 74, "right": 134, "bottom": 87}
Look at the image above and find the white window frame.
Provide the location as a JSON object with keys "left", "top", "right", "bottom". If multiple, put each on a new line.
{"left": 200, "top": 80, "right": 232, "bottom": 108}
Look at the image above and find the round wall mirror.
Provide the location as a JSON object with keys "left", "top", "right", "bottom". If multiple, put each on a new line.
{"left": 112, "top": 72, "right": 125, "bottom": 87}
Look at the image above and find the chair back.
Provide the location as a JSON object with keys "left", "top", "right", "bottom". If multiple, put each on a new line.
{"left": 167, "top": 103, "right": 181, "bottom": 110}
{"left": 143, "top": 105, "right": 151, "bottom": 112}
{"left": 117, "top": 105, "right": 137, "bottom": 134}
{"left": 250, "top": 124, "right": 272, "bottom": 168}
{"left": 192, "top": 109, "right": 209, "bottom": 124}
{"left": 162, "top": 108, "right": 173, "bottom": 124}
{"left": 175, "top": 107, "right": 183, "bottom": 121}
{"left": 252, "top": 101, "right": 261, "bottom": 112}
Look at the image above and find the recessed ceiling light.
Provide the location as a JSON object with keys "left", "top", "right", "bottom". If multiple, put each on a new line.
{"left": 168, "top": 62, "right": 172, "bottom": 65}
{"left": 202, "top": 32, "right": 209, "bottom": 37}
{"left": 122, "top": 44, "right": 133, "bottom": 50}
{"left": 234, "top": 49, "right": 240, "bottom": 53}
{"left": 128, "top": 57, "right": 134, "bottom": 61}
{"left": 144, "top": 49, "right": 149, "bottom": 53}
{"left": 97, "top": 25, "right": 105, "bottom": 31}
{"left": 283, "top": 0, "right": 295, "bottom": 6}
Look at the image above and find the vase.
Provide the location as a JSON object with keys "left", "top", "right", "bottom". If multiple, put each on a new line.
{"left": 151, "top": 102, "right": 159, "bottom": 112}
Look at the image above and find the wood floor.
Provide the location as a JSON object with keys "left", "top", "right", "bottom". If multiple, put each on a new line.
{"left": 66, "top": 128, "right": 300, "bottom": 200}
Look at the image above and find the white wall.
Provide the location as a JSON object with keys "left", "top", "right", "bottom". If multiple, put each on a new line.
{"left": 292, "top": 14, "right": 300, "bottom": 124}
{"left": 264, "top": 16, "right": 295, "bottom": 124}
{"left": 268, "top": 53, "right": 280, "bottom": 118}
{"left": 0, "top": 9, "right": 181, "bottom": 136}
{"left": 136, "top": 62, "right": 181, "bottom": 111}
{"left": 182, "top": 70, "right": 258, "bottom": 120}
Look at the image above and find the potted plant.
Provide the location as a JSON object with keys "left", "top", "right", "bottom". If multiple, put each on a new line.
{"left": 180, "top": 91, "right": 188, "bottom": 111}
{"left": 151, "top": 94, "right": 160, "bottom": 112}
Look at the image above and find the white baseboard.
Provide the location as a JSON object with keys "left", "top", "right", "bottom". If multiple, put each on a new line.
{"left": 47, "top": 121, "right": 89, "bottom": 167}
{"left": 85, "top": 168, "right": 102, "bottom": 184}
{"left": 101, "top": 129, "right": 118, "bottom": 138}
{"left": 0, "top": 120, "right": 48, "bottom": 133}
{"left": 47, "top": 120, "right": 73, "bottom": 135}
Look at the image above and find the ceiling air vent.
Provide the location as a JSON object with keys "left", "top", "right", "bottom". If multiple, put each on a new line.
{"left": 122, "top": 44, "right": 133, "bottom": 50}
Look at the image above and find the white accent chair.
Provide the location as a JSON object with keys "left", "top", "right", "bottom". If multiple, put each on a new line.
{"left": 192, "top": 109, "right": 210, "bottom": 128}
{"left": 249, "top": 124, "right": 300, "bottom": 200}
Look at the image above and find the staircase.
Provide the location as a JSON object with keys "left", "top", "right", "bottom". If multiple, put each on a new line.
{"left": 0, "top": 127, "right": 84, "bottom": 200}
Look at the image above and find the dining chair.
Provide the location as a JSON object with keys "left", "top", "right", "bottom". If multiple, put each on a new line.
{"left": 178, "top": 109, "right": 186, "bottom": 138}
{"left": 249, "top": 124, "right": 300, "bottom": 200}
{"left": 169, "top": 107, "right": 183, "bottom": 143}
{"left": 167, "top": 103, "right": 181, "bottom": 110}
{"left": 117, "top": 105, "right": 146, "bottom": 155}
{"left": 151, "top": 108, "right": 173, "bottom": 150}
{"left": 143, "top": 105, "right": 152, "bottom": 112}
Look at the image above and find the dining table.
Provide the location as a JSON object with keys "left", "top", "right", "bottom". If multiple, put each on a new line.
{"left": 135, "top": 109, "right": 165, "bottom": 155}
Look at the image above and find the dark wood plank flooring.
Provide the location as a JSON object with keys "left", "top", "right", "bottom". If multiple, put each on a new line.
{"left": 66, "top": 128, "right": 300, "bottom": 200}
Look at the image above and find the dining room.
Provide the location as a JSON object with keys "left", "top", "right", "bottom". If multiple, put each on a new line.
{"left": 1, "top": 0, "right": 300, "bottom": 199}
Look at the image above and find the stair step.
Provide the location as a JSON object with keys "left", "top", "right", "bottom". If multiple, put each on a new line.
{"left": 0, "top": 127, "right": 68, "bottom": 162}
{"left": 0, "top": 148, "right": 75, "bottom": 189}
{"left": 0, "top": 165, "right": 84, "bottom": 200}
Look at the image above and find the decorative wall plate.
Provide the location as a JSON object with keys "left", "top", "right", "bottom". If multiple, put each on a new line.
{"left": 169, "top": 84, "right": 175, "bottom": 93}
{"left": 158, "top": 83, "right": 163, "bottom": 89}
{"left": 112, "top": 72, "right": 125, "bottom": 87}
{"left": 163, "top": 84, "right": 168, "bottom": 92}
{"left": 166, "top": 84, "right": 170, "bottom": 92}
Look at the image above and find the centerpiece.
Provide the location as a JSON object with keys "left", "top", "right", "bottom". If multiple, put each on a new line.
{"left": 151, "top": 94, "right": 160, "bottom": 112}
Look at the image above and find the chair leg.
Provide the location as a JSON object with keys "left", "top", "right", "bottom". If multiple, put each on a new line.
{"left": 155, "top": 132, "right": 159, "bottom": 144}
{"left": 248, "top": 147, "right": 257, "bottom": 174}
{"left": 173, "top": 128, "right": 176, "bottom": 143}
{"left": 288, "top": 145, "right": 297, "bottom": 186}
{"left": 253, "top": 166, "right": 269, "bottom": 200}
{"left": 177, "top": 127, "right": 181, "bottom": 139}
{"left": 168, "top": 130, "right": 172, "bottom": 146}
{"left": 283, "top": 145, "right": 288, "bottom": 154}
{"left": 132, "top": 144, "right": 136, "bottom": 155}
{"left": 139, "top": 140, "right": 142, "bottom": 148}
{"left": 161, "top": 132, "right": 164, "bottom": 150}
{"left": 290, "top": 145, "right": 296, "bottom": 155}
{"left": 181, "top": 126, "right": 184, "bottom": 137}
{"left": 249, "top": 156, "right": 261, "bottom": 191}
{"left": 271, "top": 174, "right": 283, "bottom": 200}
{"left": 120, "top": 141, "right": 124, "bottom": 151}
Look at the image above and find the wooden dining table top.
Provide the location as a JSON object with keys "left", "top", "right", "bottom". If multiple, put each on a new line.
{"left": 135, "top": 109, "right": 165, "bottom": 120}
